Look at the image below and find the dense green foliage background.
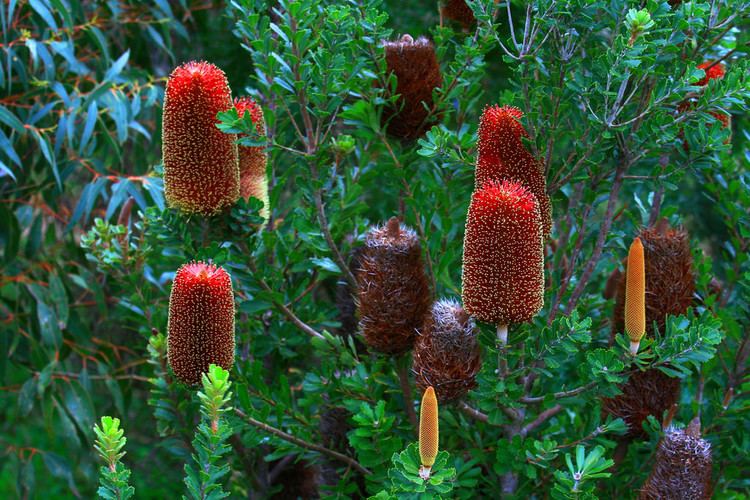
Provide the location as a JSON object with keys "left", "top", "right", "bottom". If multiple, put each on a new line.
{"left": 1, "top": 0, "right": 749, "bottom": 498}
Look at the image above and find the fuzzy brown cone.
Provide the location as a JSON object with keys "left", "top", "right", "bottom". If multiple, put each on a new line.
{"left": 441, "top": 0, "right": 476, "bottom": 29}
{"left": 413, "top": 299, "right": 481, "bottom": 402}
{"left": 356, "top": 218, "right": 431, "bottom": 355}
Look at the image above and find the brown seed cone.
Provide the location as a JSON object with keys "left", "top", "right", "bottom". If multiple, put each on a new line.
{"left": 413, "top": 299, "right": 481, "bottom": 402}
{"left": 639, "top": 425, "right": 713, "bottom": 499}
{"left": 167, "top": 262, "right": 235, "bottom": 386}
{"left": 612, "top": 222, "right": 695, "bottom": 340}
{"left": 461, "top": 180, "right": 544, "bottom": 325}
{"left": 270, "top": 459, "right": 321, "bottom": 499}
{"left": 441, "top": 0, "right": 476, "bottom": 29}
{"left": 319, "top": 407, "right": 352, "bottom": 453}
{"left": 356, "top": 217, "right": 432, "bottom": 355}
{"left": 601, "top": 368, "right": 680, "bottom": 440}
{"left": 382, "top": 35, "right": 443, "bottom": 141}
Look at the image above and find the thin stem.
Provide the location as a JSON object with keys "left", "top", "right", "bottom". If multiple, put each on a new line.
{"left": 497, "top": 324, "right": 509, "bottom": 379}
{"left": 521, "top": 381, "right": 598, "bottom": 404}
{"left": 520, "top": 404, "right": 562, "bottom": 437}
{"left": 234, "top": 409, "right": 371, "bottom": 476}
{"left": 397, "top": 356, "right": 418, "bottom": 434}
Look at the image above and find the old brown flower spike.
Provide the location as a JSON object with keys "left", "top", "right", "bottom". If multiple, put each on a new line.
{"left": 356, "top": 217, "right": 431, "bottom": 355}
{"left": 382, "top": 35, "right": 443, "bottom": 141}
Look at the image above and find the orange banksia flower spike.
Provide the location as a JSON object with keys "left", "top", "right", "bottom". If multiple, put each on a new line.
{"left": 419, "top": 386, "right": 439, "bottom": 479}
{"left": 441, "top": 0, "right": 476, "bottom": 30}
{"left": 413, "top": 298, "right": 481, "bottom": 402}
{"left": 475, "top": 105, "right": 552, "bottom": 238}
{"left": 696, "top": 61, "right": 725, "bottom": 86}
{"left": 461, "top": 180, "right": 544, "bottom": 330}
{"left": 162, "top": 61, "right": 240, "bottom": 215}
{"left": 234, "top": 96, "right": 269, "bottom": 222}
{"left": 167, "top": 262, "right": 235, "bottom": 385}
{"left": 356, "top": 217, "right": 431, "bottom": 355}
{"left": 624, "top": 237, "right": 646, "bottom": 355}
{"left": 639, "top": 423, "right": 713, "bottom": 499}
{"left": 382, "top": 35, "right": 443, "bottom": 141}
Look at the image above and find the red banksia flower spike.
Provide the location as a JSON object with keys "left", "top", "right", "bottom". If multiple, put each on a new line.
{"left": 381, "top": 35, "right": 443, "bottom": 141}
{"left": 356, "top": 217, "right": 431, "bottom": 355}
{"left": 602, "top": 368, "right": 681, "bottom": 441}
{"left": 624, "top": 237, "right": 646, "bottom": 355}
{"left": 440, "top": 0, "right": 476, "bottom": 30}
{"left": 612, "top": 222, "right": 695, "bottom": 343}
{"left": 162, "top": 61, "right": 240, "bottom": 215}
{"left": 413, "top": 298, "right": 481, "bottom": 402}
{"left": 167, "top": 262, "right": 235, "bottom": 385}
{"left": 419, "top": 386, "right": 439, "bottom": 479}
{"left": 233, "top": 96, "right": 269, "bottom": 223}
{"left": 639, "top": 424, "right": 713, "bottom": 500}
{"left": 461, "top": 180, "right": 544, "bottom": 328}
{"left": 696, "top": 61, "right": 726, "bottom": 86}
{"left": 475, "top": 105, "right": 552, "bottom": 238}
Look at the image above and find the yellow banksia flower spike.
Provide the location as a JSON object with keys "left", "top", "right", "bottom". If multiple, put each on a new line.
{"left": 625, "top": 237, "right": 646, "bottom": 355}
{"left": 419, "top": 386, "right": 439, "bottom": 479}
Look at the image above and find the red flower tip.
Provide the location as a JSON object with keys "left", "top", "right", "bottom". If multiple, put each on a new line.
{"left": 696, "top": 62, "right": 725, "bottom": 86}
{"left": 234, "top": 96, "right": 265, "bottom": 134}
{"left": 232, "top": 96, "right": 269, "bottom": 220}
{"left": 462, "top": 180, "right": 544, "bottom": 325}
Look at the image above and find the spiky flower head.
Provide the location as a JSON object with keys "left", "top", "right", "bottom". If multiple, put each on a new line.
{"left": 624, "top": 237, "right": 646, "bottom": 354}
{"left": 419, "top": 386, "right": 439, "bottom": 475}
{"left": 639, "top": 424, "right": 713, "bottom": 499}
{"left": 602, "top": 368, "right": 680, "bottom": 441}
{"left": 441, "top": 0, "right": 476, "bottom": 29}
{"left": 162, "top": 61, "right": 239, "bottom": 215}
{"left": 475, "top": 105, "right": 552, "bottom": 238}
{"left": 696, "top": 61, "right": 726, "bottom": 86}
{"left": 356, "top": 217, "right": 431, "bottom": 355}
{"left": 382, "top": 35, "right": 443, "bottom": 141}
{"left": 461, "top": 180, "right": 544, "bottom": 325}
{"left": 413, "top": 298, "right": 481, "bottom": 402}
{"left": 167, "top": 262, "right": 235, "bottom": 385}
{"left": 234, "top": 96, "right": 269, "bottom": 222}
{"left": 613, "top": 222, "right": 695, "bottom": 341}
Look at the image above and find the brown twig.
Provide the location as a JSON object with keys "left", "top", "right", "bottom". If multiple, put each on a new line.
{"left": 521, "top": 404, "right": 562, "bottom": 437}
{"left": 397, "top": 356, "right": 419, "bottom": 434}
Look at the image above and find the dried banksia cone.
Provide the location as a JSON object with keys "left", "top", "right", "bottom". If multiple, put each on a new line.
{"left": 639, "top": 424, "right": 713, "bottom": 499}
{"left": 624, "top": 237, "right": 646, "bottom": 355}
{"left": 234, "top": 96, "right": 269, "bottom": 221}
{"left": 162, "top": 61, "right": 239, "bottom": 215}
{"left": 612, "top": 222, "right": 695, "bottom": 342}
{"left": 356, "top": 217, "right": 431, "bottom": 355}
{"left": 167, "top": 262, "right": 235, "bottom": 385}
{"left": 475, "top": 105, "right": 552, "bottom": 238}
{"left": 419, "top": 386, "right": 439, "bottom": 479}
{"left": 319, "top": 407, "right": 353, "bottom": 453}
{"left": 270, "top": 459, "right": 321, "bottom": 499}
{"left": 602, "top": 368, "right": 680, "bottom": 441}
{"left": 413, "top": 299, "right": 481, "bottom": 402}
{"left": 461, "top": 180, "right": 544, "bottom": 328}
{"left": 382, "top": 35, "right": 443, "bottom": 141}
{"left": 441, "top": 0, "right": 476, "bottom": 29}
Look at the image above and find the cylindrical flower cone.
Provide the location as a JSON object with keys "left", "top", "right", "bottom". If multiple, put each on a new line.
{"left": 612, "top": 222, "right": 695, "bottom": 341}
{"left": 381, "top": 35, "right": 443, "bottom": 141}
{"left": 624, "top": 237, "right": 646, "bottom": 354}
{"left": 639, "top": 424, "right": 712, "bottom": 499}
{"left": 461, "top": 180, "right": 544, "bottom": 327}
{"left": 162, "top": 61, "right": 239, "bottom": 215}
{"left": 679, "top": 61, "right": 731, "bottom": 151}
{"left": 356, "top": 217, "right": 431, "bottom": 355}
{"left": 234, "top": 96, "right": 269, "bottom": 223}
{"left": 419, "top": 386, "right": 439, "bottom": 479}
{"left": 167, "top": 262, "right": 235, "bottom": 385}
{"left": 601, "top": 368, "right": 680, "bottom": 441}
{"left": 413, "top": 299, "right": 481, "bottom": 402}
{"left": 475, "top": 105, "right": 552, "bottom": 238}
{"left": 441, "top": 0, "right": 476, "bottom": 29}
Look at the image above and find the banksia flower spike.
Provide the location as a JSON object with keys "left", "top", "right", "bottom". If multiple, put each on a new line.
{"left": 234, "top": 96, "right": 269, "bottom": 222}
{"left": 475, "top": 105, "right": 552, "bottom": 238}
{"left": 602, "top": 368, "right": 680, "bottom": 441}
{"left": 639, "top": 423, "right": 713, "bottom": 499}
{"left": 162, "top": 61, "right": 240, "bottom": 215}
{"left": 419, "top": 386, "right": 439, "bottom": 480}
{"left": 356, "top": 217, "right": 431, "bottom": 355}
{"left": 167, "top": 262, "right": 235, "bottom": 385}
{"left": 612, "top": 222, "right": 695, "bottom": 341}
{"left": 696, "top": 61, "right": 726, "bottom": 86}
{"left": 461, "top": 180, "right": 544, "bottom": 340}
{"left": 382, "top": 35, "right": 443, "bottom": 141}
{"left": 441, "top": 0, "right": 476, "bottom": 30}
{"left": 413, "top": 299, "right": 481, "bottom": 402}
{"left": 624, "top": 237, "right": 646, "bottom": 355}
